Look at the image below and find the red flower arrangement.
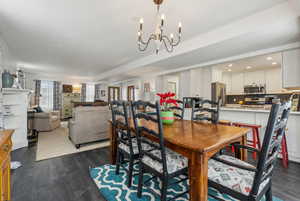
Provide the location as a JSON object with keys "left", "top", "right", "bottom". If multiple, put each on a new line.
{"left": 156, "top": 92, "right": 178, "bottom": 111}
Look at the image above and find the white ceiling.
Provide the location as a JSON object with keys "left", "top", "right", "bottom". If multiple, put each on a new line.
{"left": 0, "top": 0, "right": 299, "bottom": 82}
{"left": 214, "top": 53, "right": 282, "bottom": 73}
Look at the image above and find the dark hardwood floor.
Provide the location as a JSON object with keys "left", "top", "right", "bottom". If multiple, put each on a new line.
{"left": 11, "top": 146, "right": 300, "bottom": 201}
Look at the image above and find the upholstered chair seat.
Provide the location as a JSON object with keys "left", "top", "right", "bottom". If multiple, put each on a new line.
{"left": 214, "top": 155, "right": 255, "bottom": 168}
{"left": 118, "top": 138, "right": 153, "bottom": 154}
{"left": 142, "top": 148, "right": 188, "bottom": 174}
{"left": 208, "top": 156, "right": 270, "bottom": 195}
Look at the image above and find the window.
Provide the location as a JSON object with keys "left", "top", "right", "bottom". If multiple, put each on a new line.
{"left": 40, "top": 80, "right": 54, "bottom": 111}
{"left": 86, "top": 84, "right": 95, "bottom": 102}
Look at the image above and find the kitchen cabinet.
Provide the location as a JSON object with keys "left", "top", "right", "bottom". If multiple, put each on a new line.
{"left": 244, "top": 71, "right": 265, "bottom": 86}
{"left": 282, "top": 49, "right": 300, "bottom": 89}
{"left": 61, "top": 93, "right": 81, "bottom": 119}
{"left": 0, "top": 130, "right": 13, "bottom": 201}
{"left": 265, "top": 68, "right": 282, "bottom": 93}
{"left": 231, "top": 73, "right": 244, "bottom": 94}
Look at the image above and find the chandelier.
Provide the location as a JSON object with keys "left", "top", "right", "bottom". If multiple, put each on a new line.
{"left": 138, "top": 0, "right": 182, "bottom": 54}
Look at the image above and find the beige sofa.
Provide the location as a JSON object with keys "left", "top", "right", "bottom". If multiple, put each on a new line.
{"left": 33, "top": 111, "right": 61, "bottom": 132}
{"left": 68, "top": 105, "right": 111, "bottom": 148}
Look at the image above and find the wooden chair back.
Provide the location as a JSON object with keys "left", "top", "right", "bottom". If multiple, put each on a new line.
{"left": 131, "top": 100, "right": 168, "bottom": 173}
{"left": 251, "top": 101, "right": 291, "bottom": 196}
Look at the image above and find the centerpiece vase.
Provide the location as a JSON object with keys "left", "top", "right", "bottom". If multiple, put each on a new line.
{"left": 161, "top": 111, "right": 174, "bottom": 125}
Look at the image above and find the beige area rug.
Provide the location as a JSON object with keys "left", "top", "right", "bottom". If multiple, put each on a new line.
{"left": 36, "top": 125, "right": 110, "bottom": 161}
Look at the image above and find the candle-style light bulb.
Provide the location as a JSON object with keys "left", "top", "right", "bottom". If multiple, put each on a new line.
{"left": 139, "top": 18, "right": 144, "bottom": 31}
{"left": 161, "top": 14, "right": 165, "bottom": 27}
{"left": 170, "top": 33, "right": 174, "bottom": 39}
{"left": 178, "top": 22, "right": 182, "bottom": 34}
{"left": 140, "top": 18, "right": 144, "bottom": 24}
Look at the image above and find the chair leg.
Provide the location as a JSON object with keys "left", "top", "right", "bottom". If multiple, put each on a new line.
{"left": 252, "top": 128, "right": 257, "bottom": 160}
{"left": 265, "top": 186, "right": 273, "bottom": 201}
{"left": 281, "top": 135, "right": 289, "bottom": 168}
{"left": 127, "top": 156, "right": 134, "bottom": 187}
{"left": 137, "top": 163, "right": 144, "bottom": 198}
{"left": 256, "top": 128, "right": 261, "bottom": 149}
{"left": 161, "top": 177, "right": 169, "bottom": 201}
{"left": 115, "top": 151, "right": 121, "bottom": 175}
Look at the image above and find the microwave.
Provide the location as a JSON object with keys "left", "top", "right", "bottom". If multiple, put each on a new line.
{"left": 244, "top": 84, "right": 266, "bottom": 94}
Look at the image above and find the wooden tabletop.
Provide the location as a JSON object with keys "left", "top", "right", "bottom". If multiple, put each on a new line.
{"left": 109, "top": 119, "right": 250, "bottom": 201}
{"left": 124, "top": 119, "right": 250, "bottom": 153}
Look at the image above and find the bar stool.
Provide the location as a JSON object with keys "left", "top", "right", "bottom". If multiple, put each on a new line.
{"left": 219, "top": 120, "right": 236, "bottom": 153}
{"left": 280, "top": 129, "right": 289, "bottom": 168}
{"left": 231, "top": 122, "right": 261, "bottom": 160}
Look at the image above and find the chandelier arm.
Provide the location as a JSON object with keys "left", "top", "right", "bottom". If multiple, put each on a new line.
{"left": 139, "top": 35, "right": 149, "bottom": 45}
{"left": 162, "top": 37, "right": 174, "bottom": 53}
{"left": 138, "top": 34, "right": 156, "bottom": 51}
{"left": 162, "top": 34, "right": 181, "bottom": 47}
{"left": 172, "top": 35, "right": 181, "bottom": 46}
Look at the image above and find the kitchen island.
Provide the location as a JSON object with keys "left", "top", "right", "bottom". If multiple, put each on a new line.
{"left": 220, "top": 105, "right": 300, "bottom": 163}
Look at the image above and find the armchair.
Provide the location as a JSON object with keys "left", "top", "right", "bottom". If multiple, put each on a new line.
{"left": 33, "top": 111, "right": 61, "bottom": 132}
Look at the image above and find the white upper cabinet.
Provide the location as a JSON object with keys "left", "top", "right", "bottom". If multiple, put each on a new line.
{"left": 244, "top": 70, "right": 265, "bottom": 86}
{"left": 231, "top": 73, "right": 244, "bottom": 94}
{"left": 282, "top": 49, "right": 300, "bottom": 89}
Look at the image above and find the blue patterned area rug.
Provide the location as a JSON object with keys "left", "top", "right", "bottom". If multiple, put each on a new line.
{"left": 90, "top": 164, "right": 283, "bottom": 201}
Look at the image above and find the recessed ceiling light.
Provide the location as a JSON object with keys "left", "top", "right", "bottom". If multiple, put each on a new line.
{"left": 227, "top": 69, "right": 232, "bottom": 72}
{"left": 267, "top": 56, "right": 273, "bottom": 61}
{"left": 272, "top": 62, "right": 277, "bottom": 65}
{"left": 246, "top": 66, "right": 252, "bottom": 69}
{"left": 228, "top": 64, "right": 233, "bottom": 67}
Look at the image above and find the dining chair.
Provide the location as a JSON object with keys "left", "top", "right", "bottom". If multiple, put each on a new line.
{"left": 208, "top": 101, "right": 291, "bottom": 201}
{"left": 111, "top": 100, "right": 152, "bottom": 187}
{"left": 169, "top": 99, "right": 185, "bottom": 119}
{"left": 191, "top": 98, "right": 220, "bottom": 123}
{"left": 131, "top": 100, "right": 189, "bottom": 201}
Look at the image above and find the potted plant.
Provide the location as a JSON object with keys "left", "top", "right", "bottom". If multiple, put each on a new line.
{"left": 157, "top": 92, "right": 178, "bottom": 125}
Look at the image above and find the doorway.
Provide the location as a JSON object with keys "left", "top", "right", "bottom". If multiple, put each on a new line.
{"left": 108, "top": 87, "right": 121, "bottom": 102}
{"left": 127, "top": 86, "right": 135, "bottom": 101}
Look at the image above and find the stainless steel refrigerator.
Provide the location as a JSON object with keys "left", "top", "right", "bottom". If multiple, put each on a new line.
{"left": 211, "top": 82, "right": 226, "bottom": 106}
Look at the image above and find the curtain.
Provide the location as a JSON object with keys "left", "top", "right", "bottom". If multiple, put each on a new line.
{"left": 53, "top": 81, "right": 61, "bottom": 110}
{"left": 81, "top": 83, "right": 86, "bottom": 102}
{"left": 34, "top": 80, "right": 41, "bottom": 106}
{"left": 95, "top": 84, "right": 101, "bottom": 100}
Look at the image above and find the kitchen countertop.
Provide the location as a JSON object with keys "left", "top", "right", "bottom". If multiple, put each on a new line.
{"left": 221, "top": 104, "right": 300, "bottom": 115}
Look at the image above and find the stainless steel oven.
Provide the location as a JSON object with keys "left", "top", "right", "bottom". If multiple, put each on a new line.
{"left": 244, "top": 97, "right": 266, "bottom": 105}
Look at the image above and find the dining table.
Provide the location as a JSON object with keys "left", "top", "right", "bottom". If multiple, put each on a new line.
{"left": 108, "top": 119, "right": 250, "bottom": 201}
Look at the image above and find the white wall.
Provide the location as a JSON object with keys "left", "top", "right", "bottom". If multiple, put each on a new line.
{"left": 0, "top": 36, "right": 15, "bottom": 88}
{"left": 0, "top": 36, "right": 14, "bottom": 69}
{"left": 179, "top": 71, "right": 192, "bottom": 99}
{"left": 190, "top": 66, "right": 212, "bottom": 99}
{"left": 222, "top": 67, "right": 282, "bottom": 94}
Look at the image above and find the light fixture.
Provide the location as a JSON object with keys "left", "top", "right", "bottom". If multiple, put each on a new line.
{"left": 137, "top": 0, "right": 182, "bottom": 54}
{"left": 272, "top": 62, "right": 277, "bottom": 65}
{"left": 246, "top": 66, "right": 252, "bottom": 69}
{"left": 228, "top": 64, "right": 233, "bottom": 67}
{"left": 267, "top": 56, "right": 273, "bottom": 61}
{"left": 227, "top": 69, "right": 232, "bottom": 72}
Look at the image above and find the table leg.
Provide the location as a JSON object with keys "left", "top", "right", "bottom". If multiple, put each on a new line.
{"left": 240, "top": 135, "right": 248, "bottom": 161}
{"left": 109, "top": 122, "right": 117, "bottom": 164}
{"left": 189, "top": 152, "right": 208, "bottom": 201}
